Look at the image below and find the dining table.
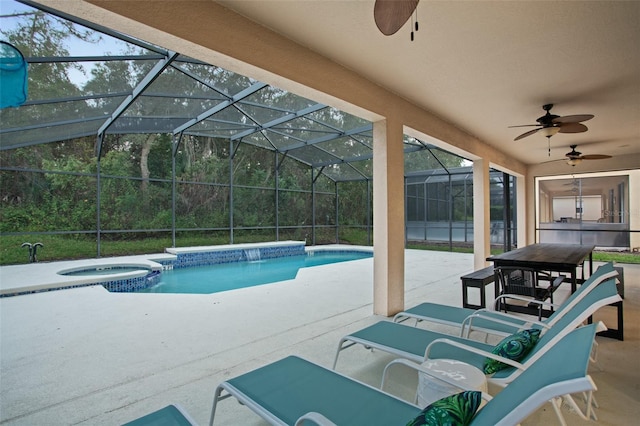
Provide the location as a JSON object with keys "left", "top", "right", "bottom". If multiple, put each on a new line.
{"left": 486, "top": 243, "right": 625, "bottom": 340}
{"left": 486, "top": 243, "right": 595, "bottom": 295}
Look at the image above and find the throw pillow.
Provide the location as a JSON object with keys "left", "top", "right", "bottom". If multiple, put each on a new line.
{"left": 483, "top": 328, "right": 541, "bottom": 374}
{"left": 406, "top": 390, "right": 482, "bottom": 426}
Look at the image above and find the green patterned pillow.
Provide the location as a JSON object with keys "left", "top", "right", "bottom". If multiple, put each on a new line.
{"left": 483, "top": 328, "right": 541, "bottom": 374}
{"left": 406, "top": 390, "right": 482, "bottom": 426}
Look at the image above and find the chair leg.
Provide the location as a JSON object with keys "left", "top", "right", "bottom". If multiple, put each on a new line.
{"left": 537, "top": 304, "right": 542, "bottom": 321}
{"left": 589, "top": 391, "right": 600, "bottom": 409}
{"left": 550, "top": 398, "right": 569, "bottom": 426}
{"left": 210, "top": 386, "right": 229, "bottom": 426}
{"left": 333, "top": 338, "right": 359, "bottom": 369}
{"left": 585, "top": 391, "right": 598, "bottom": 421}
{"left": 560, "top": 392, "right": 598, "bottom": 421}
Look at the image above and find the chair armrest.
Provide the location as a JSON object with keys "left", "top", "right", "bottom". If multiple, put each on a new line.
{"left": 494, "top": 292, "right": 545, "bottom": 320}
{"left": 461, "top": 311, "right": 549, "bottom": 337}
{"left": 548, "top": 274, "right": 565, "bottom": 291}
{"left": 295, "top": 412, "right": 338, "bottom": 426}
{"left": 425, "top": 338, "right": 526, "bottom": 371}
{"left": 492, "top": 293, "right": 560, "bottom": 309}
{"left": 466, "top": 310, "right": 549, "bottom": 328}
{"left": 536, "top": 270, "right": 554, "bottom": 279}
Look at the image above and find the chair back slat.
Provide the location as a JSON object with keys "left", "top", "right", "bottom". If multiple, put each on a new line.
{"left": 496, "top": 267, "right": 537, "bottom": 297}
{"left": 546, "top": 262, "right": 616, "bottom": 322}
{"left": 471, "top": 324, "right": 597, "bottom": 425}
{"left": 491, "top": 278, "right": 619, "bottom": 380}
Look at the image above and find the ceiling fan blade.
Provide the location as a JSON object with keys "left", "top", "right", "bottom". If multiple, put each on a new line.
{"left": 514, "top": 128, "right": 541, "bottom": 141}
{"left": 508, "top": 124, "right": 540, "bottom": 128}
{"left": 558, "top": 122, "right": 588, "bottom": 133}
{"left": 581, "top": 154, "right": 612, "bottom": 160}
{"left": 553, "top": 114, "right": 594, "bottom": 124}
{"left": 540, "top": 158, "right": 565, "bottom": 164}
{"left": 374, "top": 0, "right": 419, "bottom": 35}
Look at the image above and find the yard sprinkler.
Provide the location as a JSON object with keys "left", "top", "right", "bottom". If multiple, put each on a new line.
{"left": 21, "top": 242, "right": 44, "bottom": 263}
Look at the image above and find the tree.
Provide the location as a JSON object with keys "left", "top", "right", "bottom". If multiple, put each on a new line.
{"left": 405, "top": 142, "right": 466, "bottom": 173}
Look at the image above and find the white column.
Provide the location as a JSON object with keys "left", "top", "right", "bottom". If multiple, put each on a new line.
{"left": 473, "top": 159, "right": 491, "bottom": 269}
{"left": 372, "top": 119, "right": 405, "bottom": 316}
{"left": 629, "top": 170, "right": 640, "bottom": 251}
{"left": 516, "top": 174, "right": 527, "bottom": 246}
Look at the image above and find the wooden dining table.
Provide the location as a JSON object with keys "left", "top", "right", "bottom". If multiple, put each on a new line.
{"left": 486, "top": 243, "right": 595, "bottom": 294}
{"left": 486, "top": 243, "right": 626, "bottom": 340}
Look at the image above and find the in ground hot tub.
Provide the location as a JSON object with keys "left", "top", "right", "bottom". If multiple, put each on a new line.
{"left": 59, "top": 265, "right": 152, "bottom": 276}
{"left": 56, "top": 263, "right": 162, "bottom": 293}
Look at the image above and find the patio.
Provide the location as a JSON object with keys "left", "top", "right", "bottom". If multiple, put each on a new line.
{"left": 0, "top": 249, "right": 638, "bottom": 425}
{"left": 2, "top": 3, "right": 638, "bottom": 424}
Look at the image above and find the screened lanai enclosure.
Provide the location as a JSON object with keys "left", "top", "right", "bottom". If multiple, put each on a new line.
{"left": 406, "top": 168, "right": 517, "bottom": 250}
{"left": 0, "top": 0, "right": 515, "bottom": 263}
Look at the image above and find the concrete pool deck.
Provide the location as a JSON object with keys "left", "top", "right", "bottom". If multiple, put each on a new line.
{"left": 0, "top": 248, "right": 638, "bottom": 425}
{"left": 0, "top": 254, "right": 174, "bottom": 296}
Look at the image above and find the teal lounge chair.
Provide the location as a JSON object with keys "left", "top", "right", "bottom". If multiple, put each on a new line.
{"left": 333, "top": 278, "right": 620, "bottom": 388}
{"left": 209, "top": 324, "right": 599, "bottom": 425}
{"left": 394, "top": 262, "right": 617, "bottom": 338}
{"left": 122, "top": 404, "right": 197, "bottom": 426}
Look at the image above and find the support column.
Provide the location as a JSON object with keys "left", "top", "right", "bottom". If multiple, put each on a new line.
{"left": 473, "top": 159, "right": 491, "bottom": 269}
{"left": 627, "top": 170, "right": 639, "bottom": 251}
{"left": 516, "top": 174, "right": 526, "bottom": 247}
{"left": 372, "top": 119, "right": 405, "bottom": 316}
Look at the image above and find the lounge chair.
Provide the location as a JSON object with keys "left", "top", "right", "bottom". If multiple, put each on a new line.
{"left": 122, "top": 403, "right": 197, "bottom": 426}
{"left": 333, "top": 278, "right": 620, "bottom": 388}
{"left": 394, "top": 262, "right": 617, "bottom": 338}
{"left": 208, "top": 324, "right": 599, "bottom": 425}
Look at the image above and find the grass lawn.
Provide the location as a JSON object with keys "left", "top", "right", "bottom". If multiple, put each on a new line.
{"left": 1, "top": 234, "right": 638, "bottom": 265}
{"left": 405, "top": 243, "right": 640, "bottom": 264}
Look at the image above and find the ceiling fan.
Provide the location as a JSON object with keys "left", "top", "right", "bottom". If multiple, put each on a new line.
{"left": 563, "top": 145, "right": 612, "bottom": 166}
{"left": 374, "top": 0, "right": 419, "bottom": 39}
{"left": 510, "top": 104, "right": 594, "bottom": 141}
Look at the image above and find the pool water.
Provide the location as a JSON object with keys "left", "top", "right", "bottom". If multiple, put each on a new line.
{"left": 138, "top": 251, "right": 372, "bottom": 294}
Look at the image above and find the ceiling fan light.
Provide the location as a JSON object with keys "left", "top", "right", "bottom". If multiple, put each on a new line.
{"left": 567, "top": 158, "right": 583, "bottom": 166}
{"left": 540, "top": 126, "right": 561, "bottom": 137}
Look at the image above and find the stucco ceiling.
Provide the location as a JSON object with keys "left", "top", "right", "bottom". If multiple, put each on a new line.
{"left": 216, "top": 0, "right": 640, "bottom": 167}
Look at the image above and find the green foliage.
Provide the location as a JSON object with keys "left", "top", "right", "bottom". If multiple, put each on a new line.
{"left": 0, "top": 3, "right": 476, "bottom": 263}
{"left": 233, "top": 229, "right": 277, "bottom": 243}
{"left": 338, "top": 227, "right": 371, "bottom": 245}
{"left": 338, "top": 181, "right": 371, "bottom": 225}
{"left": 2, "top": 9, "right": 94, "bottom": 102}
{"left": 592, "top": 251, "right": 640, "bottom": 264}
{"left": 148, "top": 134, "right": 173, "bottom": 179}
{"left": 490, "top": 206, "right": 504, "bottom": 221}
{"left": 0, "top": 234, "right": 97, "bottom": 264}
{"left": 0, "top": 205, "right": 46, "bottom": 232}
{"left": 405, "top": 144, "right": 465, "bottom": 174}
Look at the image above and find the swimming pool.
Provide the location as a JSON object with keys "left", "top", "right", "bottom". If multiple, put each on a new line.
{"left": 138, "top": 250, "right": 372, "bottom": 294}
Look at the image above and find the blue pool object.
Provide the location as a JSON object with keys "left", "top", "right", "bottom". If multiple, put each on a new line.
{"left": 0, "top": 41, "right": 28, "bottom": 108}
{"left": 139, "top": 250, "right": 372, "bottom": 294}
